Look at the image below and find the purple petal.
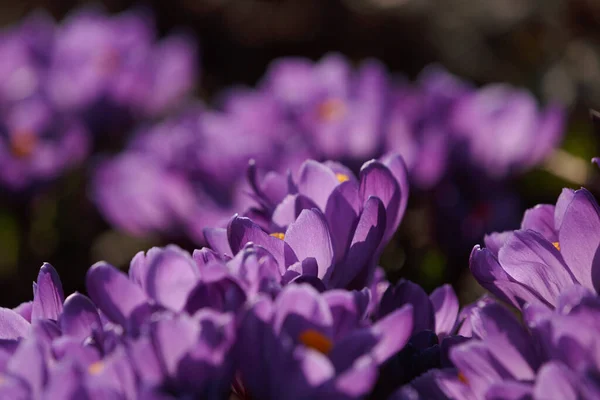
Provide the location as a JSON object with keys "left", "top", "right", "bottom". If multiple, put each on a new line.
{"left": 59, "top": 293, "right": 101, "bottom": 342}
{"left": 430, "top": 284, "right": 459, "bottom": 338}
{"left": 150, "top": 315, "right": 199, "bottom": 377}
{"left": 483, "top": 231, "right": 512, "bottom": 257}
{"left": 7, "top": 338, "right": 45, "bottom": 398}
{"left": 204, "top": 227, "right": 233, "bottom": 257}
{"left": 296, "top": 159, "right": 341, "bottom": 211}
{"left": 334, "top": 355, "right": 378, "bottom": 397}
{"left": 558, "top": 188, "right": 600, "bottom": 290}
{"left": 450, "top": 341, "right": 511, "bottom": 399}
{"left": 521, "top": 204, "right": 557, "bottom": 242}
{"left": 485, "top": 381, "right": 533, "bottom": 400}
{"left": 272, "top": 284, "right": 333, "bottom": 338}
{"left": 324, "top": 183, "right": 359, "bottom": 264}
{"left": 12, "top": 302, "right": 32, "bottom": 323}
{"left": 284, "top": 209, "right": 334, "bottom": 280}
{"left": 498, "top": 230, "right": 577, "bottom": 306}
{"left": 329, "top": 197, "right": 386, "bottom": 289}
{"left": 371, "top": 304, "right": 413, "bottom": 363}
{"left": 86, "top": 262, "right": 148, "bottom": 326}
{"left": 31, "top": 263, "right": 64, "bottom": 321}
{"left": 359, "top": 160, "right": 401, "bottom": 246}
{"left": 378, "top": 280, "right": 434, "bottom": 334}
{"left": 228, "top": 216, "right": 294, "bottom": 268}
{"left": 0, "top": 308, "right": 30, "bottom": 340}
{"left": 534, "top": 362, "right": 579, "bottom": 400}
{"left": 380, "top": 152, "right": 410, "bottom": 236}
{"left": 554, "top": 188, "right": 575, "bottom": 230}
{"left": 470, "top": 245, "right": 549, "bottom": 309}
{"left": 144, "top": 246, "right": 199, "bottom": 311}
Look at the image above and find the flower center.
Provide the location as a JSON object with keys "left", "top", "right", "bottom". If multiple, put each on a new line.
{"left": 458, "top": 371, "right": 468, "bottom": 384}
{"left": 317, "top": 98, "right": 346, "bottom": 122}
{"left": 552, "top": 242, "right": 560, "bottom": 251}
{"left": 9, "top": 130, "right": 38, "bottom": 158}
{"left": 335, "top": 173, "right": 350, "bottom": 183}
{"left": 270, "top": 232, "right": 285, "bottom": 240}
{"left": 88, "top": 361, "right": 104, "bottom": 375}
{"left": 299, "top": 329, "right": 333, "bottom": 354}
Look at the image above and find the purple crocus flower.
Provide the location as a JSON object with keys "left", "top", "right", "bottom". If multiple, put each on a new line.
{"left": 236, "top": 283, "right": 413, "bottom": 399}
{"left": 384, "top": 66, "right": 470, "bottom": 189}
{"left": 262, "top": 53, "right": 390, "bottom": 162}
{"left": 0, "top": 12, "right": 54, "bottom": 108}
{"left": 46, "top": 8, "right": 197, "bottom": 119}
{"left": 420, "top": 288, "right": 600, "bottom": 400}
{"left": 0, "top": 97, "right": 89, "bottom": 191}
{"left": 451, "top": 83, "right": 565, "bottom": 179}
{"left": 92, "top": 102, "right": 309, "bottom": 243}
{"left": 205, "top": 153, "right": 409, "bottom": 290}
{"left": 471, "top": 187, "right": 600, "bottom": 309}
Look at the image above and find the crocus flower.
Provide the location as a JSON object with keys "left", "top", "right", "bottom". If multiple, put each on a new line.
{"left": 384, "top": 66, "right": 470, "bottom": 189}
{"left": 262, "top": 53, "right": 390, "bottom": 162}
{"left": 451, "top": 83, "right": 565, "bottom": 179}
{"left": 46, "top": 8, "right": 197, "bottom": 119}
{"left": 0, "top": 12, "right": 54, "bottom": 108}
{"left": 470, "top": 187, "right": 600, "bottom": 309}
{"left": 205, "top": 153, "right": 409, "bottom": 290}
{"left": 421, "top": 287, "right": 600, "bottom": 400}
{"left": 236, "top": 283, "right": 414, "bottom": 399}
{"left": 0, "top": 96, "right": 89, "bottom": 191}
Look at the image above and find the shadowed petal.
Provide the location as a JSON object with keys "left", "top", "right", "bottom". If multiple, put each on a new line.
{"left": 86, "top": 262, "right": 148, "bottom": 325}
{"left": 144, "top": 246, "right": 198, "bottom": 311}
{"left": 284, "top": 209, "right": 334, "bottom": 280}
{"left": 59, "top": 293, "right": 101, "bottom": 342}
{"left": 32, "top": 263, "right": 64, "bottom": 321}
{"left": 296, "top": 160, "right": 341, "bottom": 211}
{"left": 430, "top": 284, "right": 459, "bottom": 338}
{"left": 498, "top": 230, "right": 576, "bottom": 306}
{"left": 558, "top": 188, "right": 600, "bottom": 289}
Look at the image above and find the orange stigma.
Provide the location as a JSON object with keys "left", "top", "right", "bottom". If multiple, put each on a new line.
{"left": 335, "top": 173, "right": 350, "bottom": 183}
{"left": 270, "top": 232, "right": 285, "bottom": 240}
{"left": 458, "top": 371, "right": 468, "bottom": 384}
{"left": 88, "top": 361, "right": 104, "bottom": 375}
{"left": 552, "top": 242, "right": 560, "bottom": 251}
{"left": 9, "top": 131, "right": 38, "bottom": 158}
{"left": 317, "top": 98, "right": 347, "bottom": 122}
{"left": 299, "top": 329, "right": 333, "bottom": 354}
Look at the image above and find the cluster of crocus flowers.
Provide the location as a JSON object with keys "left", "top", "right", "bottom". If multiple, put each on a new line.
{"left": 91, "top": 52, "right": 565, "bottom": 245}
{"left": 7, "top": 150, "right": 600, "bottom": 399}
{"left": 0, "top": 8, "right": 197, "bottom": 191}
{"left": 0, "top": 155, "right": 478, "bottom": 398}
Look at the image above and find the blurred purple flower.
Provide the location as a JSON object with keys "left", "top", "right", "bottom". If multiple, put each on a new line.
{"left": 0, "top": 12, "right": 54, "bottom": 107}
{"left": 385, "top": 66, "right": 470, "bottom": 189}
{"left": 0, "top": 97, "right": 89, "bottom": 191}
{"left": 46, "top": 8, "right": 197, "bottom": 119}
{"left": 263, "top": 53, "right": 390, "bottom": 162}
{"left": 451, "top": 84, "right": 565, "bottom": 179}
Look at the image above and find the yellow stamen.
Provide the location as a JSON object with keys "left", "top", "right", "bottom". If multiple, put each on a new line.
{"left": 335, "top": 173, "right": 350, "bottom": 183}
{"left": 458, "top": 371, "right": 468, "bottom": 384}
{"left": 88, "top": 361, "right": 104, "bottom": 375}
{"left": 270, "top": 232, "right": 285, "bottom": 240}
{"left": 10, "top": 131, "right": 38, "bottom": 158}
{"left": 553, "top": 242, "right": 560, "bottom": 251}
{"left": 299, "top": 329, "right": 333, "bottom": 354}
{"left": 317, "top": 98, "right": 347, "bottom": 122}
